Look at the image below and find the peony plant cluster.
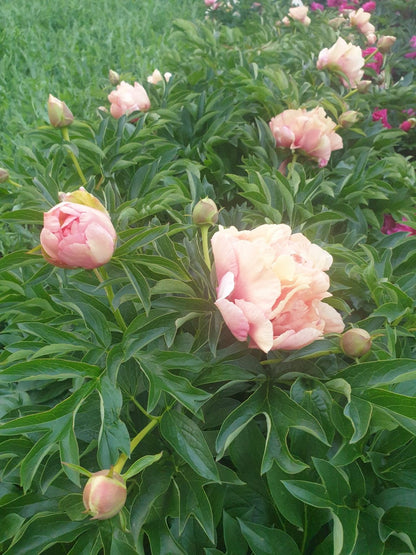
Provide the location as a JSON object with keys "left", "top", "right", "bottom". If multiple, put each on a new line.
{"left": 0, "top": 0, "right": 416, "bottom": 553}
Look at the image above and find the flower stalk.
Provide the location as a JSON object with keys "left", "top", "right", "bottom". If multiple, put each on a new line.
{"left": 61, "top": 127, "right": 87, "bottom": 186}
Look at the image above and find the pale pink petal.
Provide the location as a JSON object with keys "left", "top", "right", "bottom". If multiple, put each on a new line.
{"left": 215, "top": 298, "right": 249, "bottom": 342}
{"left": 235, "top": 299, "right": 274, "bottom": 353}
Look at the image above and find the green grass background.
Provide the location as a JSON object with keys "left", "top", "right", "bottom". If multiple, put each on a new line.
{"left": 0, "top": 0, "right": 201, "bottom": 158}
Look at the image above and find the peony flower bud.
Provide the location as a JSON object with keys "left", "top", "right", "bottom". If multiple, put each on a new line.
{"left": 109, "top": 69, "right": 120, "bottom": 85}
{"left": 192, "top": 198, "right": 219, "bottom": 226}
{"left": 339, "top": 110, "right": 361, "bottom": 128}
{"left": 377, "top": 35, "right": 396, "bottom": 53}
{"left": 340, "top": 328, "right": 372, "bottom": 357}
{"left": 83, "top": 469, "right": 127, "bottom": 520}
{"left": 48, "top": 94, "right": 74, "bottom": 128}
{"left": 40, "top": 196, "right": 117, "bottom": 270}
{"left": 356, "top": 79, "right": 372, "bottom": 93}
{"left": 58, "top": 187, "right": 108, "bottom": 213}
{"left": 0, "top": 168, "right": 9, "bottom": 183}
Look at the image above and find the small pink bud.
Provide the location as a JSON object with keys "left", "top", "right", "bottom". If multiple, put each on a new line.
{"left": 340, "top": 328, "right": 372, "bottom": 358}
{"left": 48, "top": 94, "right": 74, "bottom": 128}
{"left": 0, "top": 168, "right": 9, "bottom": 183}
{"left": 192, "top": 198, "right": 219, "bottom": 226}
{"left": 109, "top": 70, "right": 120, "bottom": 85}
{"left": 83, "top": 469, "right": 127, "bottom": 520}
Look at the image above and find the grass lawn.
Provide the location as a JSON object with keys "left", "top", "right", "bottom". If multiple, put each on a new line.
{"left": 0, "top": 0, "right": 202, "bottom": 158}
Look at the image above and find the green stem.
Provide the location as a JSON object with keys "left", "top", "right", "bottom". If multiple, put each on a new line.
{"left": 8, "top": 179, "right": 22, "bottom": 188}
{"left": 200, "top": 224, "right": 212, "bottom": 271}
{"left": 93, "top": 267, "right": 127, "bottom": 331}
{"left": 113, "top": 417, "right": 159, "bottom": 474}
{"left": 61, "top": 127, "right": 87, "bottom": 186}
{"left": 343, "top": 88, "right": 358, "bottom": 101}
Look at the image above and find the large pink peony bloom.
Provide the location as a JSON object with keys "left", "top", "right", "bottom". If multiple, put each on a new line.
{"left": 40, "top": 201, "right": 117, "bottom": 269}
{"left": 269, "top": 107, "right": 343, "bottom": 167}
{"left": 108, "top": 81, "right": 150, "bottom": 119}
{"left": 317, "top": 37, "right": 364, "bottom": 88}
{"left": 212, "top": 224, "right": 344, "bottom": 352}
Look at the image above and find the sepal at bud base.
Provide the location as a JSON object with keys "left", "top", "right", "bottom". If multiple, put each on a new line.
{"left": 48, "top": 94, "right": 74, "bottom": 128}
{"left": 82, "top": 469, "right": 127, "bottom": 520}
{"left": 339, "top": 110, "right": 361, "bottom": 128}
{"left": 58, "top": 187, "right": 108, "bottom": 213}
{"left": 340, "top": 328, "right": 372, "bottom": 358}
{"left": 192, "top": 198, "right": 219, "bottom": 226}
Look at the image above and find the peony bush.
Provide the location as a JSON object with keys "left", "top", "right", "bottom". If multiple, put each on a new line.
{"left": 0, "top": 0, "right": 416, "bottom": 553}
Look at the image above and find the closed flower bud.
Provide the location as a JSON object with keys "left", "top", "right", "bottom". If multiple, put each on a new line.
{"left": 340, "top": 328, "right": 372, "bottom": 357}
{"left": 0, "top": 168, "right": 9, "bottom": 183}
{"left": 83, "top": 469, "right": 127, "bottom": 520}
{"left": 192, "top": 198, "right": 219, "bottom": 226}
{"left": 58, "top": 187, "right": 108, "bottom": 213}
{"left": 339, "top": 110, "right": 361, "bottom": 128}
{"left": 48, "top": 94, "right": 74, "bottom": 128}
{"left": 109, "top": 69, "right": 120, "bottom": 85}
{"left": 357, "top": 79, "right": 372, "bottom": 93}
{"left": 377, "top": 35, "right": 396, "bottom": 53}
{"left": 40, "top": 194, "right": 117, "bottom": 270}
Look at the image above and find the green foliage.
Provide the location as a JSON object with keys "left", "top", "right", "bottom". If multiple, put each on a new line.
{"left": 1, "top": 0, "right": 416, "bottom": 553}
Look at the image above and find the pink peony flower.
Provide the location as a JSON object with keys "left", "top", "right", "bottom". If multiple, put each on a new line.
{"left": 372, "top": 108, "right": 391, "bottom": 128}
{"left": 40, "top": 198, "right": 117, "bottom": 269}
{"left": 362, "top": 46, "right": 383, "bottom": 74}
{"left": 212, "top": 224, "right": 344, "bottom": 352}
{"left": 400, "top": 121, "right": 412, "bottom": 132}
{"left": 108, "top": 81, "right": 150, "bottom": 119}
{"left": 349, "top": 8, "right": 375, "bottom": 38}
{"left": 409, "top": 36, "right": 416, "bottom": 48}
{"left": 83, "top": 470, "right": 127, "bottom": 520}
{"left": 288, "top": 6, "right": 311, "bottom": 25}
{"left": 269, "top": 107, "right": 343, "bottom": 167}
{"left": 310, "top": 2, "right": 324, "bottom": 10}
{"left": 362, "top": 1, "right": 376, "bottom": 12}
{"left": 381, "top": 214, "right": 416, "bottom": 235}
{"left": 404, "top": 51, "right": 416, "bottom": 59}
{"left": 317, "top": 37, "right": 364, "bottom": 88}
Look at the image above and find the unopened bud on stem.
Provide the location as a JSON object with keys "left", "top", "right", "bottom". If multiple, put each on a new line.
{"left": 48, "top": 94, "right": 74, "bottom": 128}
{"left": 340, "top": 328, "right": 372, "bottom": 358}
{"left": 192, "top": 198, "right": 219, "bottom": 226}
{"left": 82, "top": 469, "right": 127, "bottom": 520}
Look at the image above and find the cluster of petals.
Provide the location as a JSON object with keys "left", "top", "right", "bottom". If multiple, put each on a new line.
{"left": 317, "top": 37, "right": 364, "bottom": 88}
{"left": 405, "top": 36, "right": 416, "bottom": 59}
{"left": 147, "top": 69, "right": 172, "bottom": 85}
{"left": 40, "top": 201, "right": 117, "bottom": 270}
{"left": 372, "top": 108, "right": 391, "bottom": 128}
{"left": 362, "top": 46, "right": 383, "bottom": 74}
{"left": 212, "top": 224, "right": 345, "bottom": 353}
{"left": 349, "top": 8, "right": 376, "bottom": 44}
{"left": 269, "top": 106, "right": 343, "bottom": 167}
{"left": 283, "top": 6, "right": 311, "bottom": 25}
{"left": 108, "top": 81, "right": 150, "bottom": 119}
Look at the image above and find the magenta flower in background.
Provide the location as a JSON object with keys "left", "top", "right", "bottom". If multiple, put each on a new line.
{"left": 409, "top": 36, "right": 416, "bottom": 48}
{"left": 372, "top": 109, "right": 391, "bottom": 128}
{"left": 362, "top": 1, "right": 376, "bottom": 12}
{"left": 362, "top": 47, "right": 383, "bottom": 74}
{"left": 381, "top": 215, "right": 416, "bottom": 235}
{"left": 404, "top": 52, "right": 416, "bottom": 59}
{"left": 311, "top": 2, "right": 324, "bottom": 10}
{"left": 400, "top": 120, "right": 412, "bottom": 132}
